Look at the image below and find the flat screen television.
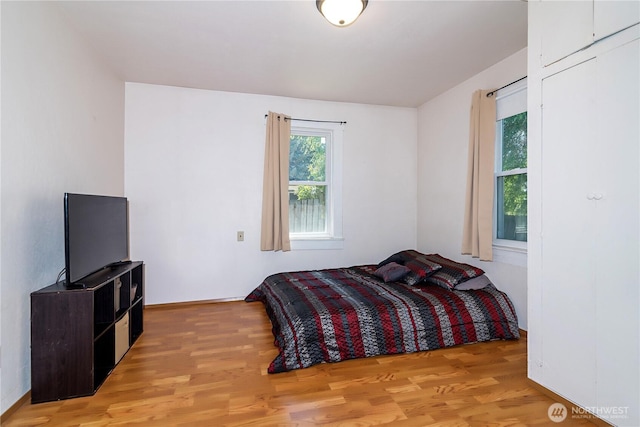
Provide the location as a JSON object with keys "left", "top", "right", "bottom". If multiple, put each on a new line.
{"left": 64, "top": 193, "right": 129, "bottom": 286}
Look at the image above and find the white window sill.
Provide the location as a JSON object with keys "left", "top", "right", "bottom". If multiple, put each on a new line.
{"left": 492, "top": 240, "right": 527, "bottom": 267}
{"left": 290, "top": 237, "right": 344, "bottom": 250}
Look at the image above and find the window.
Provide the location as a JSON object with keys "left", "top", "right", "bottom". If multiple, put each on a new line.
{"left": 289, "top": 131, "right": 328, "bottom": 234}
{"left": 494, "top": 78, "right": 527, "bottom": 253}
{"left": 496, "top": 112, "right": 527, "bottom": 241}
{"left": 289, "top": 122, "right": 343, "bottom": 249}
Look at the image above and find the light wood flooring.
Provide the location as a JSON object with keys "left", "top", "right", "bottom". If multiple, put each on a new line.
{"left": 4, "top": 301, "right": 597, "bottom": 426}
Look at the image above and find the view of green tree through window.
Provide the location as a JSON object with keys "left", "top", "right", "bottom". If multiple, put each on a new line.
{"left": 289, "top": 133, "right": 328, "bottom": 234}
{"left": 496, "top": 112, "right": 527, "bottom": 242}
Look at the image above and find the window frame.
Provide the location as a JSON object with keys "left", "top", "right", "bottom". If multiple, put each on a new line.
{"left": 493, "top": 79, "right": 528, "bottom": 264}
{"left": 289, "top": 121, "right": 343, "bottom": 250}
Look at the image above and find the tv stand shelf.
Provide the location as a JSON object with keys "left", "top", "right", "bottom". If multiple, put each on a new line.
{"left": 30, "top": 261, "right": 144, "bottom": 403}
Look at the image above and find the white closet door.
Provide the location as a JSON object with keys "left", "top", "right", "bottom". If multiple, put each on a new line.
{"left": 594, "top": 38, "right": 640, "bottom": 425}
{"left": 541, "top": 58, "right": 598, "bottom": 407}
{"left": 540, "top": 0, "right": 593, "bottom": 65}
{"left": 594, "top": 0, "right": 640, "bottom": 41}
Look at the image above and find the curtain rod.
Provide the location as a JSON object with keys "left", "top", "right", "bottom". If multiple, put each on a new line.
{"left": 486, "top": 76, "right": 527, "bottom": 98}
{"left": 264, "top": 114, "right": 346, "bottom": 125}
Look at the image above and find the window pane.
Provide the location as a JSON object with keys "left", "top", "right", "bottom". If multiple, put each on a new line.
{"left": 501, "top": 112, "right": 527, "bottom": 171}
{"left": 497, "top": 174, "right": 527, "bottom": 241}
{"left": 289, "top": 185, "right": 326, "bottom": 233}
{"left": 289, "top": 135, "right": 326, "bottom": 181}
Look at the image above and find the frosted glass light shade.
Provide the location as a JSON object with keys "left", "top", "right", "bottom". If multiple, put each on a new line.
{"left": 316, "top": 0, "right": 368, "bottom": 27}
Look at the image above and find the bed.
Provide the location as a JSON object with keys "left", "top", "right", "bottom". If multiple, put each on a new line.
{"left": 245, "top": 250, "right": 520, "bottom": 373}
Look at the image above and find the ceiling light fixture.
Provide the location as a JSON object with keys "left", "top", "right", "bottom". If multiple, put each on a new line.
{"left": 316, "top": 0, "right": 368, "bottom": 27}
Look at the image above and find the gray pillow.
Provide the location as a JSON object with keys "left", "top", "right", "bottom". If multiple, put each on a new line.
{"left": 454, "top": 274, "right": 493, "bottom": 290}
{"left": 374, "top": 262, "right": 411, "bottom": 283}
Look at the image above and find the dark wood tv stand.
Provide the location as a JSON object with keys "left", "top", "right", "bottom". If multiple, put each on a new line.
{"left": 30, "top": 261, "right": 144, "bottom": 403}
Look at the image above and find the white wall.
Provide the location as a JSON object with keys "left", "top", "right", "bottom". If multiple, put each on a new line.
{"left": 416, "top": 48, "right": 528, "bottom": 329}
{"left": 125, "top": 83, "right": 418, "bottom": 304}
{"left": 1, "top": 2, "right": 124, "bottom": 413}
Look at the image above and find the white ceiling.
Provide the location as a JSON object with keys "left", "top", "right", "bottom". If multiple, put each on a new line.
{"left": 57, "top": 0, "right": 527, "bottom": 108}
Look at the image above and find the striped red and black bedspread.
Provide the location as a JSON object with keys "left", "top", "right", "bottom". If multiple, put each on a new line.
{"left": 245, "top": 265, "right": 519, "bottom": 373}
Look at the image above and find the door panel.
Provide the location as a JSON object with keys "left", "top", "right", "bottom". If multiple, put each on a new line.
{"left": 594, "top": 0, "right": 640, "bottom": 41}
{"left": 541, "top": 59, "right": 598, "bottom": 407}
{"left": 594, "top": 38, "right": 640, "bottom": 425}
{"left": 541, "top": 0, "right": 593, "bottom": 65}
